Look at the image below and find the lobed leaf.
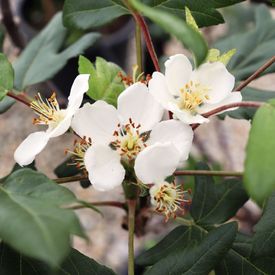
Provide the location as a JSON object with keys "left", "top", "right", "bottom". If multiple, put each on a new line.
{"left": 144, "top": 222, "right": 237, "bottom": 275}
{"left": 78, "top": 55, "right": 125, "bottom": 106}
{"left": 136, "top": 225, "right": 206, "bottom": 267}
{"left": 191, "top": 163, "right": 248, "bottom": 226}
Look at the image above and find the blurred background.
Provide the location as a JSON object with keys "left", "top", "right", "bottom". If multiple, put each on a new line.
{"left": 0, "top": 0, "right": 275, "bottom": 273}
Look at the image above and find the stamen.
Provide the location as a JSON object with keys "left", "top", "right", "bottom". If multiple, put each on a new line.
{"left": 30, "top": 92, "right": 65, "bottom": 126}
{"left": 66, "top": 137, "right": 92, "bottom": 172}
{"left": 150, "top": 182, "right": 191, "bottom": 221}
{"left": 111, "top": 118, "right": 147, "bottom": 162}
{"left": 177, "top": 81, "right": 210, "bottom": 113}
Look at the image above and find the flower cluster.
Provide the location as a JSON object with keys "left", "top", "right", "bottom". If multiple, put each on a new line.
{"left": 14, "top": 54, "right": 241, "bottom": 220}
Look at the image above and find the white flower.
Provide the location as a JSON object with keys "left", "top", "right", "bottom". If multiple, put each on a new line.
{"left": 14, "top": 74, "right": 90, "bottom": 166}
{"left": 71, "top": 82, "right": 193, "bottom": 191}
{"left": 148, "top": 54, "right": 242, "bottom": 124}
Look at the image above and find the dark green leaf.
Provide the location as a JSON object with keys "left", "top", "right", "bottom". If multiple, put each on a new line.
{"left": 244, "top": 104, "right": 275, "bottom": 203}
{"left": 0, "top": 169, "right": 84, "bottom": 267}
{"left": 191, "top": 163, "right": 248, "bottom": 226}
{"left": 215, "top": 5, "right": 275, "bottom": 82}
{"left": 78, "top": 56, "right": 125, "bottom": 106}
{"left": 252, "top": 193, "right": 275, "bottom": 258}
{"left": 63, "top": 0, "right": 244, "bottom": 30}
{"left": 0, "top": 54, "right": 14, "bottom": 101}
{"left": 136, "top": 225, "right": 206, "bottom": 266}
{"left": 144, "top": 222, "right": 237, "bottom": 275}
{"left": 215, "top": 233, "right": 267, "bottom": 275}
{"left": 0, "top": 243, "right": 116, "bottom": 275}
{"left": 54, "top": 158, "right": 80, "bottom": 178}
{"left": 220, "top": 87, "right": 275, "bottom": 120}
{"left": 63, "top": 0, "right": 129, "bottom": 29}
{"left": 13, "top": 13, "right": 100, "bottom": 89}
{"left": 131, "top": 0, "right": 208, "bottom": 66}
{"left": 144, "top": 0, "right": 244, "bottom": 27}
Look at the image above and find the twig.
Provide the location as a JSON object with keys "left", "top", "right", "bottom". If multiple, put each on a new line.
{"left": 0, "top": 0, "right": 25, "bottom": 49}
{"left": 7, "top": 91, "right": 30, "bottom": 106}
{"left": 174, "top": 170, "right": 243, "bottom": 177}
{"left": 54, "top": 174, "right": 88, "bottom": 184}
{"left": 127, "top": 199, "right": 136, "bottom": 275}
{"left": 192, "top": 101, "right": 263, "bottom": 130}
{"left": 235, "top": 56, "right": 275, "bottom": 91}
{"left": 69, "top": 201, "right": 126, "bottom": 210}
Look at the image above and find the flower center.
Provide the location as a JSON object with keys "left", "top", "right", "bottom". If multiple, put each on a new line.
{"left": 177, "top": 81, "right": 210, "bottom": 113}
{"left": 111, "top": 118, "right": 147, "bottom": 161}
{"left": 30, "top": 93, "right": 65, "bottom": 127}
{"left": 150, "top": 182, "right": 190, "bottom": 221}
{"left": 65, "top": 137, "right": 92, "bottom": 173}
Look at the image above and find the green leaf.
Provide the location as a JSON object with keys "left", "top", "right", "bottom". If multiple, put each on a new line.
{"left": 0, "top": 96, "right": 15, "bottom": 114}
{"left": 0, "top": 243, "right": 116, "bottom": 275}
{"left": 63, "top": 0, "right": 244, "bottom": 30}
{"left": 13, "top": 13, "right": 100, "bottom": 89}
{"left": 63, "top": 0, "right": 129, "bottom": 29}
{"left": 207, "top": 48, "right": 236, "bottom": 65}
{"left": 144, "top": 0, "right": 244, "bottom": 27}
{"left": 0, "top": 169, "right": 84, "bottom": 267}
{"left": 244, "top": 104, "right": 275, "bottom": 203}
{"left": 214, "top": 5, "right": 275, "bottom": 82}
{"left": 136, "top": 225, "right": 206, "bottom": 267}
{"left": 78, "top": 56, "right": 125, "bottom": 106}
{"left": 252, "top": 193, "right": 275, "bottom": 258}
{"left": 0, "top": 54, "right": 14, "bottom": 101}
{"left": 144, "top": 222, "right": 237, "bottom": 275}
{"left": 216, "top": 234, "right": 267, "bottom": 274}
{"left": 219, "top": 87, "right": 275, "bottom": 120}
{"left": 130, "top": 0, "right": 208, "bottom": 66}
{"left": 191, "top": 163, "right": 248, "bottom": 226}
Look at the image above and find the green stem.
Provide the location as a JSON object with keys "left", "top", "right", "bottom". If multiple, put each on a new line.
{"left": 135, "top": 23, "right": 143, "bottom": 74}
{"left": 174, "top": 170, "right": 243, "bottom": 177}
{"left": 128, "top": 199, "right": 136, "bottom": 275}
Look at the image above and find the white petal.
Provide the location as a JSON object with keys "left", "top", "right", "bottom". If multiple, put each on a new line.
{"left": 14, "top": 131, "right": 50, "bottom": 166}
{"left": 67, "top": 74, "right": 90, "bottom": 111}
{"left": 117, "top": 82, "right": 163, "bottom": 132}
{"left": 168, "top": 102, "right": 209, "bottom": 124}
{"left": 47, "top": 112, "right": 73, "bottom": 138}
{"left": 164, "top": 54, "right": 193, "bottom": 96}
{"left": 192, "top": 62, "right": 235, "bottom": 104}
{"left": 84, "top": 145, "right": 125, "bottom": 191}
{"left": 197, "top": 92, "right": 242, "bottom": 114}
{"left": 148, "top": 120, "right": 193, "bottom": 161}
{"left": 148, "top": 72, "right": 175, "bottom": 109}
{"left": 134, "top": 142, "right": 180, "bottom": 184}
{"left": 71, "top": 101, "right": 119, "bottom": 145}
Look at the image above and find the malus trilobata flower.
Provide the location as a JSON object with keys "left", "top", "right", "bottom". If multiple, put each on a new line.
{"left": 148, "top": 54, "right": 242, "bottom": 124}
{"left": 150, "top": 182, "right": 190, "bottom": 221}
{"left": 71, "top": 82, "right": 194, "bottom": 191}
{"left": 14, "top": 74, "right": 90, "bottom": 166}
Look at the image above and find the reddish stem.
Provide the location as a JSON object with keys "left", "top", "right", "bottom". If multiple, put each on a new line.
{"left": 7, "top": 91, "right": 31, "bottom": 107}
{"left": 192, "top": 101, "right": 263, "bottom": 130}
{"left": 235, "top": 56, "right": 275, "bottom": 91}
